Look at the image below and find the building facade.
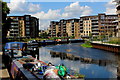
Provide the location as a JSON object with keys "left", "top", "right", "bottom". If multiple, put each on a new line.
{"left": 49, "top": 21, "right": 59, "bottom": 37}
{"left": 48, "top": 13, "right": 118, "bottom": 39}
{"left": 49, "top": 19, "right": 80, "bottom": 39}
{"left": 115, "top": 0, "right": 120, "bottom": 37}
{"left": 80, "top": 14, "right": 118, "bottom": 39}
{"left": 7, "top": 15, "right": 39, "bottom": 38}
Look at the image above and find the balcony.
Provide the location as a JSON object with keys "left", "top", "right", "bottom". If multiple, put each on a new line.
{"left": 92, "top": 21, "right": 98, "bottom": 23}
{"left": 11, "top": 22, "right": 18, "bottom": 24}
{"left": 10, "top": 33, "right": 19, "bottom": 35}
{"left": 13, "top": 19, "right": 18, "bottom": 21}
{"left": 92, "top": 34, "right": 99, "bottom": 36}
{"left": 11, "top": 26, "right": 18, "bottom": 28}
{"left": 92, "top": 28, "right": 99, "bottom": 30}
{"left": 63, "top": 22, "right": 66, "bottom": 24}
{"left": 91, "top": 18, "right": 98, "bottom": 20}
{"left": 92, "top": 31, "right": 99, "bottom": 34}
{"left": 80, "top": 30, "right": 83, "bottom": 31}
{"left": 92, "top": 25, "right": 98, "bottom": 28}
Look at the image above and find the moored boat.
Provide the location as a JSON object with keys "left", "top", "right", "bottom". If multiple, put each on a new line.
{"left": 4, "top": 42, "right": 27, "bottom": 58}
{"left": 11, "top": 55, "right": 85, "bottom": 80}
{"left": 27, "top": 40, "right": 39, "bottom": 47}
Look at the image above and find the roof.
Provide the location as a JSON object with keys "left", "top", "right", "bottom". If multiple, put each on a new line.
{"left": 4, "top": 42, "right": 26, "bottom": 50}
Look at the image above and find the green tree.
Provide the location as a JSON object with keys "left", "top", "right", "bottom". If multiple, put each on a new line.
{"left": 89, "top": 33, "right": 92, "bottom": 41}
{"left": 63, "top": 32, "right": 68, "bottom": 37}
{"left": 40, "top": 32, "right": 48, "bottom": 38}
{"left": 1, "top": 1, "right": 10, "bottom": 43}
{"left": 57, "top": 32, "right": 61, "bottom": 37}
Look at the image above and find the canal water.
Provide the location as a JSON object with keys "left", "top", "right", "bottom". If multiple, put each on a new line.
{"left": 34, "top": 43, "right": 119, "bottom": 78}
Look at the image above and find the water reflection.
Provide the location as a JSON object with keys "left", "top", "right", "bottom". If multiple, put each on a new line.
{"left": 46, "top": 43, "right": 117, "bottom": 61}
{"left": 29, "top": 43, "right": 119, "bottom": 78}
{"left": 50, "top": 51, "right": 116, "bottom": 67}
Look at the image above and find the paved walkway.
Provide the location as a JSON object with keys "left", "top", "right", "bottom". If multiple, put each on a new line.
{"left": 91, "top": 41, "right": 120, "bottom": 46}
{"left": 0, "top": 52, "right": 10, "bottom": 79}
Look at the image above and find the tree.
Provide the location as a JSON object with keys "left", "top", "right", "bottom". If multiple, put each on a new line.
{"left": 1, "top": 1, "right": 10, "bottom": 43}
{"left": 63, "top": 33, "right": 68, "bottom": 37}
{"left": 40, "top": 32, "right": 48, "bottom": 38}
{"left": 57, "top": 32, "right": 61, "bottom": 37}
{"left": 89, "top": 33, "right": 92, "bottom": 41}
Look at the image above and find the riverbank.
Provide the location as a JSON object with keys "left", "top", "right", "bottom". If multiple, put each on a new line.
{"left": 91, "top": 41, "right": 120, "bottom": 53}
{"left": 81, "top": 43, "right": 92, "bottom": 48}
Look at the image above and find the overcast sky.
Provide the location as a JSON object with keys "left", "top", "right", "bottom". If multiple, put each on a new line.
{"left": 4, "top": 0, "right": 117, "bottom": 30}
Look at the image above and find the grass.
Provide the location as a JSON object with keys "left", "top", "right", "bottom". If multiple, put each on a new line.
{"left": 81, "top": 41, "right": 92, "bottom": 48}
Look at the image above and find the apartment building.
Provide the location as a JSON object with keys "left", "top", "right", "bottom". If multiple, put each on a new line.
{"left": 58, "top": 19, "right": 67, "bottom": 37}
{"left": 80, "top": 17, "right": 93, "bottom": 38}
{"left": 49, "top": 21, "right": 59, "bottom": 37}
{"left": 7, "top": 15, "right": 39, "bottom": 38}
{"left": 67, "top": 19, "right": 80, "bottom": 39}
{"left": 116, "top": 0, "right": 120, "bottom": 37}
{"left": 49, "top": 19, "right": 80, "bottom": 38}
{"left": 48, "top": 13, "right": 117, "bottom": 39}
{"left": 99, "top": 14, "right": 117, "bottom": 37}
{"left": 80, "top": 14, "right": 118, "bottom": 39}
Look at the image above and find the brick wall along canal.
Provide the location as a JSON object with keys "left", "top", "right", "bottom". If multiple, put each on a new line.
{"left": 37, "top": 43, "right": 119, "bottom": 79}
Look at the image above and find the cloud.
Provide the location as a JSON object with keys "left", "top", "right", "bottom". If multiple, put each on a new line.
{"left": 31, "top": 2, "right": 92, "bottom": 29}
{"left": 62, "top": 2, "right": 92, "bottom": 18}
{"left": 105, "top": 0, "right": 117, "bottom": 14}
{"left": 39, "top": 20, "right": 51, "bottom": 30}
{"left": 8, "top": 0, "right": 40, "bottom": 13}
{"left": 31, "top": 9, "right": 61, "bottom": 30}
{"left": 8, "top": 1, "right": 92, "bottom": 30}
{"left": 32, "top": 9, "right": 61, "bottom": 20}
{"left": 28, "top": 3, "right": 41, "bottom": 13}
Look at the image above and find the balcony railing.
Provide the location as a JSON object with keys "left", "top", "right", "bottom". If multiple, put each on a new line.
{"left": 92, "top": 31, "right": 99, "bottom": 34}
{"left": 91, "top": 18, "right": 98, "bottom": 20}
{"left": 92, "top": 25, "right": 98, "bottom": 28}
{"left": 11, "top": 22, "right": 18, "bottom": 24}
{"left": 92, "top": 28, "right": 99, "bottom": 30}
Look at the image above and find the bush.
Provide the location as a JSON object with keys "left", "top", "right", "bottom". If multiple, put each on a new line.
{"left": 81, "top": 41, "right": 92, "bottom": 48}
{"left": 107, "top": 37, "right": 120, "bottom": 44}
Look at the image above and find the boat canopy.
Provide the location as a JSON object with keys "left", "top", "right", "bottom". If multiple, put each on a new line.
{"left": 4, "top": 42, "right": 26, "bottom": 50}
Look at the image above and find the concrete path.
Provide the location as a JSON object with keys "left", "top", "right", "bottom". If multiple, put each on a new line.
{"left": 0, "top": 52, "right": 10, "bottom": 79}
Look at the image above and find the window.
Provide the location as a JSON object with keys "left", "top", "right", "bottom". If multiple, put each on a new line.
{"left": 100, "top": 15, "right": 105, "bottom": 19}
{"left": 26, "top": 28, "right": 30, "bottom": 31}
{"left": 26, "top": 25, "right": 30, "bottom": 27}
{"left": 26, "top": 32, "right": 30, "bottom": 34}
{"left": 26, "top": 16, "right": 29, "bottom": 21}
{"left": 26, "top": 22, "right": 29, "bottom": 24}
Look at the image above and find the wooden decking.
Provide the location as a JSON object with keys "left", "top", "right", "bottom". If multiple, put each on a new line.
{"left": 0, "top": 52, "right": 10, "bottom": 79}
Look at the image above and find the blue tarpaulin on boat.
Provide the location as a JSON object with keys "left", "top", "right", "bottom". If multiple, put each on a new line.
{"left": 4, "top": 42, "right": 26, "bottom": 50}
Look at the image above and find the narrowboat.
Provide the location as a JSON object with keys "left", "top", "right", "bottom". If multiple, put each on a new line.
{"left": 10, "top": 55, "right": 85, "bottom": 80}
{"left": 39, "top": 40, "right": 57, "bottom": 46}
{"left": 27, "top": 40, "right": 39, "bottom": 47}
